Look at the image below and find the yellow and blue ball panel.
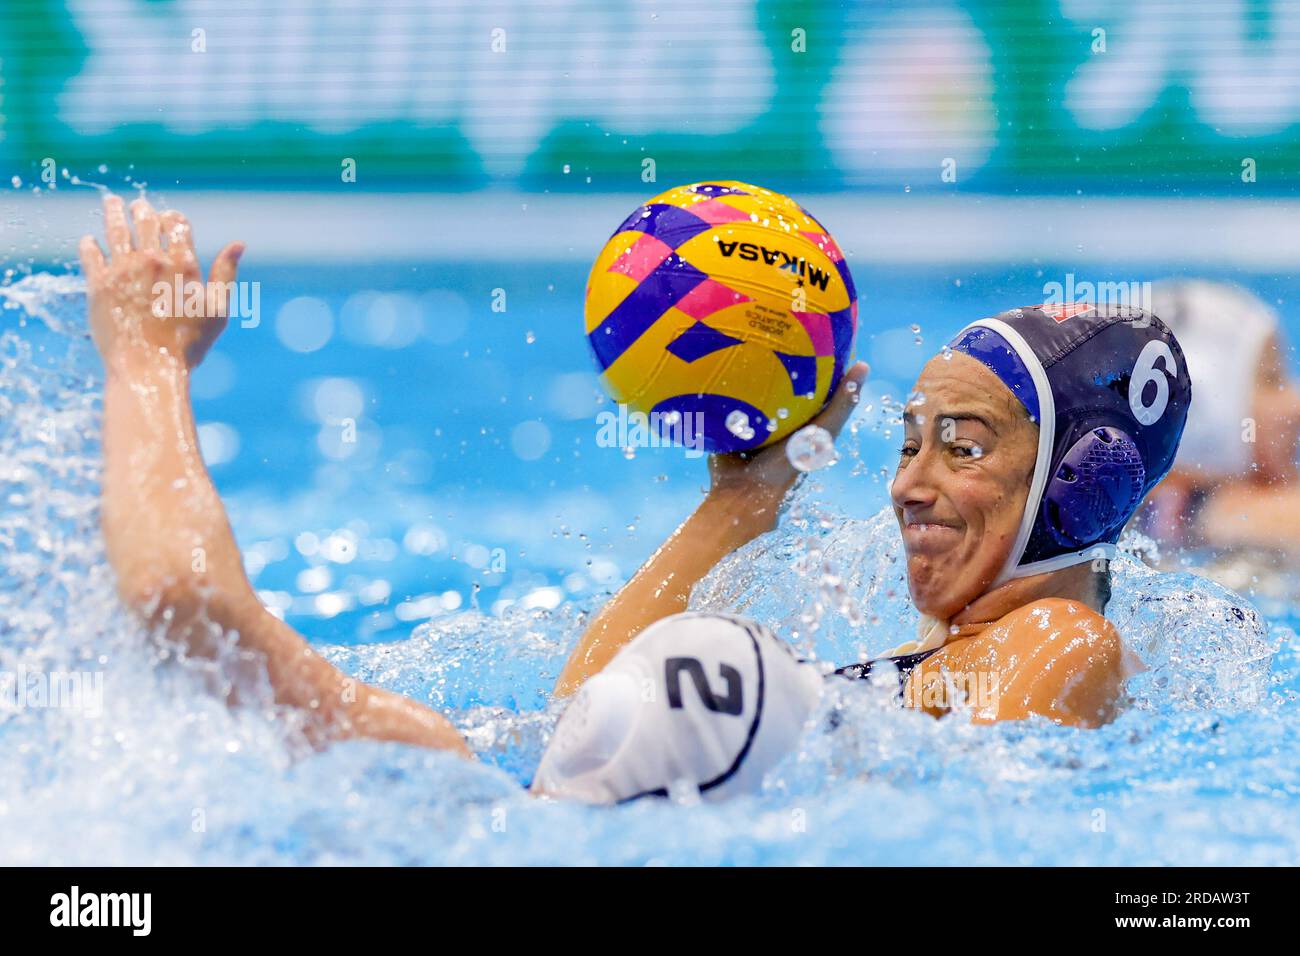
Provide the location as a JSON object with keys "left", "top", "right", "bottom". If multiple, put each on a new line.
{"left": 584, "top": 182, "right": 858, "bottom": 454}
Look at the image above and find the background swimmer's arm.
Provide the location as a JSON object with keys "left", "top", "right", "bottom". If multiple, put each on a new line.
{"left": 82, "top": 194, "right": 469, "bottom": 756}
{"left": 554, "top": 362, "right": 869, "bottom": 697}
{"left": 1197, "top": 484, "right": 1300, "bottom": 551}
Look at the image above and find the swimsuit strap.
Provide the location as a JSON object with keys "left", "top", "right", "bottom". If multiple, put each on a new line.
{"left": 833, "top": 647, "right": 940, "bottom": 683}
{"left": 837, "top": 617, "right": 998, "bottom": 691}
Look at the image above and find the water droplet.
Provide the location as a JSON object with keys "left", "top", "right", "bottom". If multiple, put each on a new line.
{"left": 725, "top": 410, "right": 755, "bottom": 440}
{"left": 786, "top": 424, "right": 837, "bottom": 473}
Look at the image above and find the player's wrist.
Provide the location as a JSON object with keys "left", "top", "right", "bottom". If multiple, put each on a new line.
{"left": 102, "top": 345, "right": 192, "bottom": 387}
{"left": 701, "top": 481, "right": 785, "bottom": 540}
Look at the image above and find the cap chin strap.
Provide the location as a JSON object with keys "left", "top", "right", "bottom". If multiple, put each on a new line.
{"left": 956, "top": 318, "right": 1060, "bottom": 589}
{"left": 1007, "top": 542, "right": 1120, "bottom": 580}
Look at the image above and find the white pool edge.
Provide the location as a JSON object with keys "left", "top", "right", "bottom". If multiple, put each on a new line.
{"left": 5, "top": 189, "right": 1299, "bottom": 269}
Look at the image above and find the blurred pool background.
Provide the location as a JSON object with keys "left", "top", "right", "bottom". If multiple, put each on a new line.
{"left": 1, "top": 0, "right": 1299, "bottom": 864}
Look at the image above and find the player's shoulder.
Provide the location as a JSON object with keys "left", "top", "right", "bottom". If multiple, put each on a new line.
{"left": 991, "top": 597, "right": 1122, "bottom": 663}
{"left": 994, "top": 597, "right": 1116, "bottom": 633}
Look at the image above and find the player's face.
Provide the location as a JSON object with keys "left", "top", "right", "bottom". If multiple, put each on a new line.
{"left": 890, "top": 354, "right": 1039, "bottom": 620}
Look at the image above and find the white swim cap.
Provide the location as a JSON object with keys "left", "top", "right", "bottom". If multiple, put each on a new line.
{"left": 533, "top": 612, "right": 822, "bottom": 804}
{"left": 1151, "top": 280, "right": 1278, "bottom": 479}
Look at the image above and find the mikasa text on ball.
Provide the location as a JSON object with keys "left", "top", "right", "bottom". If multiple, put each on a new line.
{"left": 584, "top": 181, "right": 858, "bottom": 454}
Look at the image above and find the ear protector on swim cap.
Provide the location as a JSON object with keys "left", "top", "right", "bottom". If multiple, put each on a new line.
{"left": 1043, "top": 426, "right": 1146, "bottom": 548}
{"left": 947, "top": 303, "right": 1190, "bottom": 584}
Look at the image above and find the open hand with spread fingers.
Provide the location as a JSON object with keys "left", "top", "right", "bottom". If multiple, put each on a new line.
{"left": 79, "top": 193, "right": 244, "bottom": 370}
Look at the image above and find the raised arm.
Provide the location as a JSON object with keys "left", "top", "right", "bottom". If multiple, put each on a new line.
{"left": 554, "top": 361, "right": 869, "bottom": 696}
{"left": 82, "top": 194, "right": 468, "bottom": 755}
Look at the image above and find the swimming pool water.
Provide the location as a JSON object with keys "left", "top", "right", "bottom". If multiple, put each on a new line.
{"left": 1, "top": 262, "right": 1297, "bottom": 865}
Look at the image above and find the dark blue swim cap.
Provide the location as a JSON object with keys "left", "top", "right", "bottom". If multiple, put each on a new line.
{"left": 947, "top": 303, "right": 1190, "bottom": 583}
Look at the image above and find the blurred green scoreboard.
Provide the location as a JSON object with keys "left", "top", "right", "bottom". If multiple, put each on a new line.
{"left": 2, "top": 0, "right": 1298, "bottom": 191}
